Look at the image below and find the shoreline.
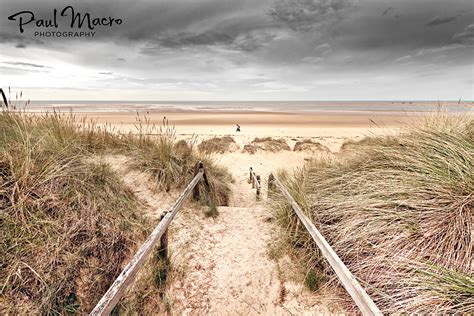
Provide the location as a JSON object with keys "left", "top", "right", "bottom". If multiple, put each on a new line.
{"left": 70, "top": 111, "right": 419, "bottom": 126}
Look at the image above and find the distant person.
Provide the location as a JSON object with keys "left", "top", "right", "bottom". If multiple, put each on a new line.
{"left": 236, "top": 124, "right": 241, "bottom": 132}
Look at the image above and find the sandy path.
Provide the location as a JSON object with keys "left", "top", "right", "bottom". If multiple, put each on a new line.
{"left": 168, "top": 151, "right": 338, "bottom": 315}
{"left": 99, "top": 150, "right": 343, "bottom": 314}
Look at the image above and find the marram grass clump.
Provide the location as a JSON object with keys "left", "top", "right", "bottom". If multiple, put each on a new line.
{"left": 270, "top": 115, "right": 473, "bottom": 313}
{"left": 0, "top": 112, "right": 149, "bottom": 314}
{"left": 0, "top": 111, "right": 232, "bottom": 314}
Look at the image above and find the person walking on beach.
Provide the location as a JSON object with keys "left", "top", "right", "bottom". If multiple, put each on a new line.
{"left": 236, "top": 124, "right": 241, "bottom": 132}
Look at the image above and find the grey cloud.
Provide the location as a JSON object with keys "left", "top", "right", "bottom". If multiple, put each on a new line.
{"left": 0, "top": 32, "right": 23, "bottom": 43}
{"left": 141, "top": 28, "right": 279, "bottom": 55}
{"left": 231, "top": 31, "right": 279, "bottom": 52}
{"left": 154, "top": 31, "right": 233, "bottom": 48}
{"left": 1, "top": 0, "right": 473, "bottom": 100}
{"left": 426, "top": 16, "right": 458, "bottom": 27}
{"left": 0, "top": 31, "right": 45, "bottom": 47}
{"left": 381, "top": 7, "right": 402, "bottom": 19}
{"left": 416, "top": 43, "right": 465, "bottom": 56}
{"left": 0, "top": 66, "right": 49, "bottom": 74}
{"left": 302, "top": 56, "right": 323, "bottom": 63}
{"left": 394, "top": 55, "right": 412, "bottom": 64}
{"left": 453, "top": 24, "right": 474, "bottom": 43}
{"left": 314, "top": 43, "right": 331, "bottom": 55}
{"left": 268, "top": 0, "right": 354, "bottom": 32}
{"left": 382, "top": 7, "right": 394, "bottom": 16}
{"left": 3, "top": 61, "right": 51, "bottom": 68}
{"left": 335, "top": 4, "right": 472, "bottom": 54}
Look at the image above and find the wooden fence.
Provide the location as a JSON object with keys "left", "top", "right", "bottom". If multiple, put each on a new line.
{"left": 268, "top": 173, "right": 381, "bottom": 316}
{"left": 248, "top": 167, "right": 261, "bottom": 197}
{"left": 90, "top": 161, "right": 209, "bottom": 315}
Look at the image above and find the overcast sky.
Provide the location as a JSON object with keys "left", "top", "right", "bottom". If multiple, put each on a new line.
{"left": 0, "top": 0, "right": 473, "bottom": 101}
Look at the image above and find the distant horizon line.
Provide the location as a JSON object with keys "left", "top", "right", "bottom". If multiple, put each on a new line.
{"left": 25, "top": 99, "right": 474, "bottom": 103}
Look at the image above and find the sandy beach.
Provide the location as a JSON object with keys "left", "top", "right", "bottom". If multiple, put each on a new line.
{"left": 76, "top": 111, "right": 415, "bottom": 152}
{"left": 14, "top": 108, "right": 471, "bottom": 314}
{"left": 70, "top": 110, "right": 411, "bottom": 313}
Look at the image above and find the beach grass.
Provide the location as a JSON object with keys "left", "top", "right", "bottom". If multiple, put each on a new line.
{"left": 293, "top": 139, "right": 329, "bottom": 152}
{"left": 0, "top": 110, "right": 231, "bottom": 314}
{"left": 197, "top": 136, "right": 238, "bottom": 154}
{"left": 243, "top": 137, "right": 291, "bottom": 154}
{"left": 269, "top": 113, "right": 473, "bottom": 313}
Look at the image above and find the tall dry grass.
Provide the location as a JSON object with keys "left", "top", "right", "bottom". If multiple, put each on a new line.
{"left": 0, "top": 110, "right": 231, "bottom": 314}
{"left": 270, "top": 114, "right": 473, "bottom": 313}
{"left": 0, "top": 112, "right": 149, "bottom": 314}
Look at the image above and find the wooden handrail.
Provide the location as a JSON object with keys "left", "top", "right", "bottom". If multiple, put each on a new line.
{"left": 249, "top": 167, "right": 261, "bottom": 196}
{"left": 269, "top": 174, "right": 381, "bottom": 316}
{"left": 90, "top": 162, "right": 207, "bottom": 315}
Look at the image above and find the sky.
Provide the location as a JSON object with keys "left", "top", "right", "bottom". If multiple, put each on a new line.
{"left": 0, "top": 0, "right": 473, "bottom": 101}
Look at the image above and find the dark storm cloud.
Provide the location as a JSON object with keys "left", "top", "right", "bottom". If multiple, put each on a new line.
{"left": 141, "top": 29, "right": 278, "bottom": 55}
{"left": 330, "top": 1, "right": 474, "bottom": 55}
{"left": 2, "top": 0, "right": 472, "bottom": 56}
{"left": 1, "top": 0, "right": 473, "bottom": 100}
{"left": 426, "top": 16, "right": 458, "bottom": 27}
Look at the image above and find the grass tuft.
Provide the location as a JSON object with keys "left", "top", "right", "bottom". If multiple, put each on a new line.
{"left": 0, "top": 110, "right": 232, "bottom": 314}
{"left": 293, "top": 139, "right": 329, "bottom": 152}
{"left": 270, "top": 114, "right": 473, "bottom": 313}
{"left": 198, "top": 136, "right": 238, "bottom": 154}
{"left": 243, "top": 137, "right": 290, "bottom": 154}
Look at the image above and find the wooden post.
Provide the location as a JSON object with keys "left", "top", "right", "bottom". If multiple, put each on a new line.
{"left": 193, "top": 161, "right": 210, "bottom": 201}
{"left": 249, "top": 167, "right": 253, "bottom": 185}
{"left": 268, "top": 174, "right": 275, "bottom": 192}
{"left": 201, "top": 164, "right": 210, "bottom": 190}
{"left": 256, "top": 175, "right": 261, "bottom": 196}
{"left": 158, "top": 213, "right": 168, "bottom": 260}
{"left": 193, "top": 161, "right": 203, "bottom": 201}
{"left": 0, "top": 88, "right": 8, "bottom": 109}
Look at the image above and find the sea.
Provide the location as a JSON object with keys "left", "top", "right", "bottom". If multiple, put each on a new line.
{"left": 10, "top": 100, "right": 474, "bottom": 115}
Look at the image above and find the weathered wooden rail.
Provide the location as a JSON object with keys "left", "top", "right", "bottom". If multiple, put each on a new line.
{"left": 248, "top": 167, "right": 261, "bottom": 197}
{"left": 90, "top": 161, "right": 209, "bottom": 316}
{"left": 268, "top": 173, "right": 381, "bottom": 316}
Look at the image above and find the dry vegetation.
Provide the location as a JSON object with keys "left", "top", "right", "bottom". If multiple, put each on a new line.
{"left": 243, "top": 137, "right": 291, "bottom": 154}
{"left": 340, "top": 135, "right": 399, "bottom": 152}
{"left": 198, "top": 136, "right": 239, "bottom": 154}
{"left": 270, "top": 115, "right": 473, "bottom": 313}
{"left": 0, "top": 111, "right": 231, "bottom": 314}
{"left": 293, "top": 139, "right": 329, "bottom": 153}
